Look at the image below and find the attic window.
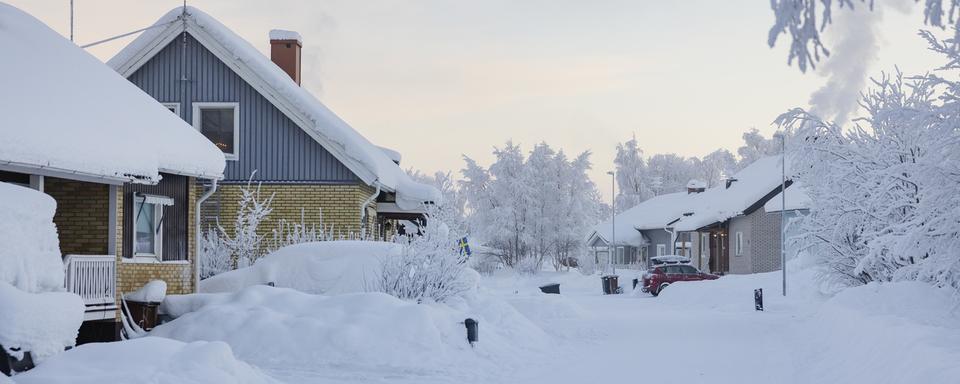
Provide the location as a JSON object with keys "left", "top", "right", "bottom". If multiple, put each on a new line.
{"left": 193, "top": 102, "right": 240, "bottom": 160}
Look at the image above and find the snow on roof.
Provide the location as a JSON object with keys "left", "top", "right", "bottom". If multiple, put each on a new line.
{"left": 377, "top": 145, "right": 403, "bottom": 165}
{"left": 0, "top": 3, "right": 224, "bottom": 183}
{"left": 108, "top": 6, "right": 439, "bottom": 208}
{"left": 269, "top": 29, "right": 302, "bottom": 43}
{"left": 764, "top": 181, "right": 811, "bottom": 212}
{"left": 589, "top": 191, "right": 698, "bottom": 247}
{"left": 673, "top": 156, "right": 788, "bottom": 231}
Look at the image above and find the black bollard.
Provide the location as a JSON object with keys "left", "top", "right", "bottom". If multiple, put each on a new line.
{"left": 464, "top": 318, "right": 478, "bottom": 346}
{"left": 754, "top": 288, "right": 763, "bottom": 311}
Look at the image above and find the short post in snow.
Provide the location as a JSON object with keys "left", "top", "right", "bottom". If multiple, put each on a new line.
{"left": 464, "top": 318, "right": 478, "bottom": 347}
{"left": 754, "top": 288, "right": 764, "bottom": 311}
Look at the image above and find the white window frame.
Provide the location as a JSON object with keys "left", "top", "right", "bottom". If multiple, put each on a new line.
{"left": 192, "top": 102, "right": 240, "bottom": 160}
{"left": 132, "top": 199, "right": 163, "bottom": 261}
{"left": 735, "top": 231, "right": 744, "bottom": 256}
{"left": 700, "top": 233, "right": 709, "bottom": 257}
{"left": 162, "top": 102, "right": 181, "bottom": 117}
{"left": 656, "top": 244, "right": 666, "bottom": 256}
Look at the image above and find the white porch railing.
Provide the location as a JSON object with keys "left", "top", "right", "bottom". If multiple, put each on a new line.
{"left": 64, "top": 255, "right": 117, "bottom": 320}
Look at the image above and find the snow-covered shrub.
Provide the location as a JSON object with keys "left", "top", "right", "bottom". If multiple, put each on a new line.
{"left": 0, "top": 182, "right": 64, "bottom": 293}
{"left": 378, "top": 205, "right": 469, "bottom": 302}
{"left": 199, "top": 228, "right": 232, "bottom": 279}
{"left": 777, "top": 38, "right": 960, "bottom": 292}
{"left": 224, "top": 176, "right": 274, "bottom": 268}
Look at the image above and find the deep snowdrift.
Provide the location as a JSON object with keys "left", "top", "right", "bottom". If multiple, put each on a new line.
{"left": 152, "top": 285, "right": 552, "bottom": 381}
{"left": 198, "top": 241, "right": 399, "bottom": 295}
{"left": 13, "top": 337, "right": 276, "bottom": 384}
{"left": 0, "top": 282, "right": 83, "bottom": 363}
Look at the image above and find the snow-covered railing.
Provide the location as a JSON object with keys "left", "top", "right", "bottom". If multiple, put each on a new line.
{"left": 64, "top": 255, "right": 116, "bottom": 307}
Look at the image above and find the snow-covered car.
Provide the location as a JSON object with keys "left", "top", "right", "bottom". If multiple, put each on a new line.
{"left": 649, "top": 255, "right": 692, "bottom": 266}
{"left": 641, "top": 264, "right": 718, "bottom": 296}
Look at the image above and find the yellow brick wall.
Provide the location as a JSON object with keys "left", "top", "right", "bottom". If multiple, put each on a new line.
{"left": 199, "top": 183, "right": 379, "bottom": 243}
{"left": 44, "top": 177, "right": 110, "bottom": 255}
{"left": 116, "top": 178, "right": 197, "bottom": 299}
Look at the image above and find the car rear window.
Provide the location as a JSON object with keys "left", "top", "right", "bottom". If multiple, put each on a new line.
{"left": 680, "top": 265, "right": 698, "bottom": 274}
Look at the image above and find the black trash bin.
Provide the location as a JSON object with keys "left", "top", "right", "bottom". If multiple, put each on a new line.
{"left": 0, "top": 344, "right": 34, "bottom": 376}
{"left": 539, "top": 283, "right": 560, "bottom": 294}
{"left": 601, "top": 275, "right": 620, "bottom": 294}
{"left": 632, "top": 278, "right": 639, "bottom": 290}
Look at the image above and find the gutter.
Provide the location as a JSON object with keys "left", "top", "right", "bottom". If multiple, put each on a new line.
{"left": 194, "top": 179, "right": 218, "bottom": 291}
{"left": 359, "top": 181, "right": 381, "bottom": 238}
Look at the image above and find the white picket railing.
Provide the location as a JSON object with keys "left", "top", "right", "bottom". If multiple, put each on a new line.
{"left": 64, "top": 255, "right": 116, "bottom": 308}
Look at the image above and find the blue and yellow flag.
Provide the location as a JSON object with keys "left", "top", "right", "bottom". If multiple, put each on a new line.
{"left": 458, "top": 237, "right": 472, "bottom": 256}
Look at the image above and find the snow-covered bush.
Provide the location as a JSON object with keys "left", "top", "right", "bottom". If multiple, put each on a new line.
{"left": 777, "top": 38, "right": 960, "bottom": 291}
{"left": 378, "top": 205, "right": 469, "bottom": 302}
{"left": 199, "top": 228, "right": 232, "bottom": 279}
{"left": 0, "top": 182, "right": 65, "bottom": 293}
{"left": 224, "top": 176, "right": 274, "bottom": 268}
{"left": 266, "top": 208, "right": 337, "bottom": 253}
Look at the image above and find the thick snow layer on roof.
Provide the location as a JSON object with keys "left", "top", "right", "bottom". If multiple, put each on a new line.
{"left": 589, "top": 191, "right": 699, "bottom": 247}
{"left": 0, "top": 282, "right": 84, "bottom": 363}
{"left": 14, "top": 337, "right": 277, "bottom": 384}
{"left": 268, "top": 29, "right": 301, "bottom": 43}
{"left": 673, "top": 156, "right": 787, "bottom": 231}
{"left": 764, "top": 181, "right": 811, "bottom": 212}
{"left": 0, "top": 3, "right": 224, "bottom": 182}
{"left": 377, "top": 145, "right": 403, "bottom": 164}
{"left": 0, "top": 182, "right": 64, "bottom": 293}
{"left": 108, "top": 6, "right": 438, "bottom": 206}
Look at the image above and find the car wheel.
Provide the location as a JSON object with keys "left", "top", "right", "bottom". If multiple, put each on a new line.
{"left": 654, "top": 282, "right": 670, "bottom": 296}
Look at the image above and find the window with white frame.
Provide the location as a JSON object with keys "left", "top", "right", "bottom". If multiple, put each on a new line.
{"left": 656, "top": 244, "right": 666, "bottom": 256}
{"left": 700, "top": 233, "right": 709, "bottom": 257}
{"left": 735, "top": 231, "right": 744, "bottom": 256}
{"left": 162, "top": 102, "right": 181, "bottom": 117}
{"left": 192, "top": 102, "right": 239, "bottom": 159}
{"left": 132, "top": 194, "right": 173, "bottom": 259}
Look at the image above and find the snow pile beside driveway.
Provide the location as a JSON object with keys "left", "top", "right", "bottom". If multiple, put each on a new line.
{"left": 199, "top": 241, "right": 399, "bottom": 295}
{"left": 801, "top": 281, "right": 960, "bottom": 383}
{"left": 153, "top": 285, "right": 552, "bottom": 381}
{"left": 14, "top": 337, "right": 276, "bottom": 384}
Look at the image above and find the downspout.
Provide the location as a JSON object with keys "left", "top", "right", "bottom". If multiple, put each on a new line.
{"left": 360, "top": 181, "right": 381, "bottom": 238}
{"left": 194, "top": 179, "right": 218, "bottom": 292}
{"left": 663, "top": 227, "right": 676, "bottom": 256}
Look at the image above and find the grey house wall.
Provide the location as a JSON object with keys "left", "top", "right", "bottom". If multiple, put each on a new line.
{"left": 641, "top": 229, "right": 672, "bottom": 257}
{"left": 127, "top": 33, "right": 359, "bottom": 183}
{"left": 727, "top": 207, "right": 783, "bottom": 274}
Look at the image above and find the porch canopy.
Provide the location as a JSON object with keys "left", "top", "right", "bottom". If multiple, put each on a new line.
{"left": 0, "top": 3, "right": 225, "bottom": 184}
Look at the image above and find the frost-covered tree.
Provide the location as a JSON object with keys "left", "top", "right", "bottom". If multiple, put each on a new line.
{"left": 460, "top": 141, "right": 602, "bottom": 272}
{"left": 768, "top": 0, "right": 960, "bottom": 72}
{"left": 700, "top": 149, "right": 739, "bottom": 187}
{"left": 737, "top": 128, "right": 780, "bottom": 168}
{"left": 777, "top": 58, "right": 960, "bottom": 291}
{"left": 199, "top": 228, "right": 232, "bottom": 279}
{"left": 613, "top": 135, "right": 652, "bottom": 211}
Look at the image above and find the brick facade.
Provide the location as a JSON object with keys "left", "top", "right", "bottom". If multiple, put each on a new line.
{"left": 727, "top": 207, "right": 783, "bottom": 274}
{"left": 44, "top": 177, "right": 110, "bottom": 255}
{"left": 198, "top": 182, "right": 379, "bottom": 245}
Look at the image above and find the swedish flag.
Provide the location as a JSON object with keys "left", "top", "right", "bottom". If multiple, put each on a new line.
{"left": 458, "top": 237, "right": 472, "bottom": 256}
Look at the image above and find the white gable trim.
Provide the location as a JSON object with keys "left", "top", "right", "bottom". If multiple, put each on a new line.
{"left": 111, "top": 17, "right": 384, "bottom": 190}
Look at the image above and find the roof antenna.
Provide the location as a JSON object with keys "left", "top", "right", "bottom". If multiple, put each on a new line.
{"left": 69, "top": 0, "right": 74, "bottom": 42}
{"left": 180, "top": 0, "right": 189, "bottom": 82}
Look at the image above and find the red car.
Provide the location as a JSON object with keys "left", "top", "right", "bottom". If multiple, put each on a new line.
{"left": 641, "top": 264, "right": 718, "bottom": 296}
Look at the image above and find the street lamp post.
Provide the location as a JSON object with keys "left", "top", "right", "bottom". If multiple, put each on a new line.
{"left": 607, "top": 171, "right": 616, "bottom": 276}
{"left": 775, "top": 133, "right": 787, "bottom": 297}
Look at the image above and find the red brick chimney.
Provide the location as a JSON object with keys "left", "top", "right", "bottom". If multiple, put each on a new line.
{"left": 270, "top": 29, "right": 302, "bottom": 85}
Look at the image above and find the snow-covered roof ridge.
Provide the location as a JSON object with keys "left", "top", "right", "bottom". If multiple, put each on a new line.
{"left": 107, "top": 6, "right": 439, "bottom": 208}
{"left": 589, "top": 191, "right": 699, "bottom": 247}
{"left": 673, "top": 155, "right": 790, "bottom": 231}
{"left": 0, "top": 3, "right": 225, "bottom": 183}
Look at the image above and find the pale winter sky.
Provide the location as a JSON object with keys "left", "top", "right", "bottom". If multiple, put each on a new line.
{"left": 8, "top": 0, "right": 945, "bottom": 200}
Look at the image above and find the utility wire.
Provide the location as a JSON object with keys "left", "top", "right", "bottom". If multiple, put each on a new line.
{"left": 79, "top": 19, "right": 178, "bottom": 49}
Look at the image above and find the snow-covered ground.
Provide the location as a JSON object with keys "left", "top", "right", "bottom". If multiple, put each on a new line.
{"left": 12, "top": 260, "right": 960, "bottom": 383}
